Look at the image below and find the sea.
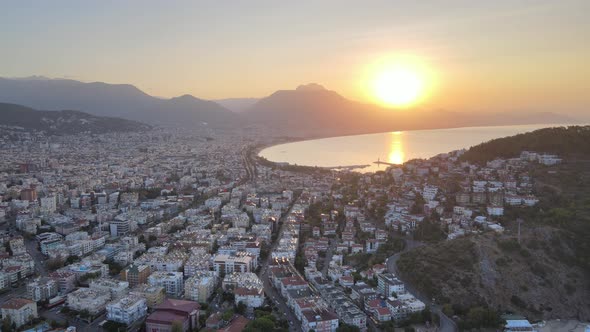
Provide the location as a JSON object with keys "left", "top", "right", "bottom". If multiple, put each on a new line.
{"left": 259, "top": 124, "right": 570, "bottom": 173}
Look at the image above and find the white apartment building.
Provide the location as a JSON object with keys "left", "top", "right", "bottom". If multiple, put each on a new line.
{"left": 184, "top": 271, "right": 217, "bottom": 303}
{"left": 148, "top": 271, "right": 184, "bottom": 297}
{"left": 106, "top": 294, "right": 148, "bottom": 325}
{"left": 27, "top": 278, "right": 58, "bottom": 302}
{"left": 213, "top": 253, "right": 255, "bottom": 274}
{"left": 67, "top": 288, "right": 111, "bottom": 315}
{"left": 89, "top": 278, "right": 129, "bottom": 300}
{"left": 40, "top": 196, "right": 57, "bottom": 213}
{"left": 1, "top": 298, "right": 38, "bottom": 328}
{"left": 134, "top": 252, "right": 187, "bottom": 273}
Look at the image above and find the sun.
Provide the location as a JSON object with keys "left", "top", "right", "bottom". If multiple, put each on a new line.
{"left": 364, "top": 55, "right": 432, "bottom": 108}
{"left": 372, "top": 65, "right": 425, "bottom": 107}
{"left": 373, "top": 67, "right": 424, "bottom": 107}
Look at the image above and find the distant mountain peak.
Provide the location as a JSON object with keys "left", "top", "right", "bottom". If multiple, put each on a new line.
{"left": 10, "top": 75, "right": 55, "bottom": 81}
{"left": 170, "top": 94, "right": 200, "bottom": 101}
{"left": 296, "top": 83, "right": 327, "bottom": 92}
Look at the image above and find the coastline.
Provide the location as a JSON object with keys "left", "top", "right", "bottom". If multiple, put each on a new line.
{"left": 257, "top": 122, "right": 579, "bottom": 171}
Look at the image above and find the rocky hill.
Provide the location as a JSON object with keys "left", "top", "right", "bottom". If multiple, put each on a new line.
{"left": 397, "top": 127, "right": 590, "bottom": 322}
{"left": 0, "top": 102, "right": 151, "bottom": 134}
{"left": 398, "top": 227, "right": 589, "bottom": 321}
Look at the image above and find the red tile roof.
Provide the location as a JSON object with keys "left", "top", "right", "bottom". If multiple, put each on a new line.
{"left": 156, "top": 298, "right": 200, "bottom": 314}
{"left": 217, "top": 315, "right": 249, "bottom": 332}
{"left": 1, "top": 298, "right": 34, "bottom": 310}
{"left": 146, "top": 310, "right": 186, "bottom": 325}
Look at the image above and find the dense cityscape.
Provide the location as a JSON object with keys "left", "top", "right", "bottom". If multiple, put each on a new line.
{"left": 1, "top": 123, "right": 584, "bottom": 332}
{"left": 2, "top": 1, "right": 590, "bottom": 331}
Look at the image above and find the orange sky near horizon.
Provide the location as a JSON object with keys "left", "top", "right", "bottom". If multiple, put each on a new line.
{"left": 1, "top": 1, "right": 589, "bottom": 116}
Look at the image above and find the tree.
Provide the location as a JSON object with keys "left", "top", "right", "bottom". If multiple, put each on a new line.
{"left": 221, "top": 309, "right": 234, "bottom": 322}
{"left": 222, "top": 291, "right": 235, "bottom": 303}
{"left": 336, "top": 323, "right": 360, "bottom": 332}
{"left": 65, "top": 255, "right": 80, "bottom": 265}
{"left": 171, "top": 320, "right": 183, "bottom": 332}
{"left": 248, "top": 317, "right": 275, "bottom": 330}
{"left": 2, "top": 316, "right": 12, "bottom": 332}
{"left": 236, "top": 301, "right": 247, "bottom": 315}
{"left": 442, "top": 303, "right": 454, "bottom": 317}
{"left": 411, "top": 194, "right": 425, "bottom": 214}
{"left": 103, "top": 320, "right": 128, "bottom": 332}
{"left": 47, "top": 257, "right": 65, "bottom": 270}
{"left": 413, "top": 219, "right": 445, "bottom": 243}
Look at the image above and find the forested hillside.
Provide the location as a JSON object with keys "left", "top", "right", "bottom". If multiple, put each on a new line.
{"left": 460, "top": 126, "right": 590, "bottom": 164}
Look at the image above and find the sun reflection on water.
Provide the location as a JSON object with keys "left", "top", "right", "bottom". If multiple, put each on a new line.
{"left": 388, "top": 131, "right": 405, "bottom": 164}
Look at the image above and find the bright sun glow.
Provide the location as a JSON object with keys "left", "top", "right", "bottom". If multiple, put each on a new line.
{"left": 374, "top": 68, "right": 423, "bottom": 107}
{"left": 365, "top": 56, "right": 432, "bottom": 108}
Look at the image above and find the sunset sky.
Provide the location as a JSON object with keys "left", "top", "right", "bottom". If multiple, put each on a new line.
{"left": 2, "top": 1, "right": 589, "bottom": 115}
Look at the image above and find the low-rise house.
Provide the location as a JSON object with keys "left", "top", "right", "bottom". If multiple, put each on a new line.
{"left": 234, "top": 286, "right": 264, "bottom": 308}
{"left": 504, "top": 319, "right": 534, "bottom": 332}
{"left": 301, "top": 309, "right": 339, "bottom": 332}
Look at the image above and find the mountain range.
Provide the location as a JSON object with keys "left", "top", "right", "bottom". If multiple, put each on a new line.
{"left": 214, "top": 98, "right": 260, "bottom": 113}
{"left": 0, "top": 102, "right": 150, "bottom": 135}
{"left": 0, "top": 77, "right": 236, "bottom": 128}
{"left": 0, "top": 77, "right": 577, "bottom": 135}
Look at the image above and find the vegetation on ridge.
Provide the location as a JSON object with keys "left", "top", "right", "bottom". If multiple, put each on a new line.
{"left": 460, "top": 125, "right": 590, "bottom": 164}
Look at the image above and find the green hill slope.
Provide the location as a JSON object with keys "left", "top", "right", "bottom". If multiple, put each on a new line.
{"left": 0, "top": 102, "right": 151, "bottom": 134}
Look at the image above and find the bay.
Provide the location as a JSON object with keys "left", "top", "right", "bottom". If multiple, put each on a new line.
{"left": 259, "top": 124, "right": 570, "bottom": 173}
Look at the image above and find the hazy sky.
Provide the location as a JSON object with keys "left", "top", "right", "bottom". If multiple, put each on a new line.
{"left": 2, "top": 1, "right": 589, "bottom": 115}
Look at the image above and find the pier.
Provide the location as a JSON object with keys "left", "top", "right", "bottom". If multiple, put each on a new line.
{"left": 373, "top": 158, "right": 396, "bottom": 166}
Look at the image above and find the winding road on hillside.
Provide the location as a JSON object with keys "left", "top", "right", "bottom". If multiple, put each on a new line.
{"left": 386, "top": 237, "right": 458, "bottom": 332}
